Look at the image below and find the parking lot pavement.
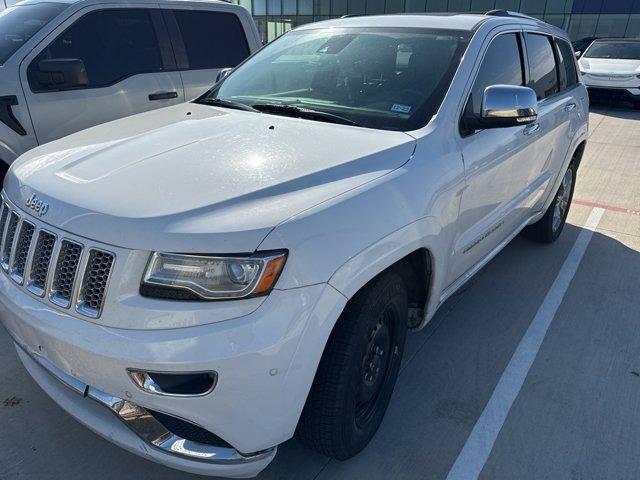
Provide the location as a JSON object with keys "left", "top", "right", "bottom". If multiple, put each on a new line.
{"left": 1, "top": 107, "right": 640, "bottom": 480}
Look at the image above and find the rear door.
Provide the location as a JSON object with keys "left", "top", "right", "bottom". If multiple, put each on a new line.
{"left": 520, "top": 32, "right": 574, "bottom": 213}
{"left": 19, "top": 5, "right": 185, "bottom": 145}
{"left": 161, "top": 6, "right": 256, "bottom": 100}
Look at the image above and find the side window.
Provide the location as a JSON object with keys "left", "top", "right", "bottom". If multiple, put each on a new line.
{"left": 467, "top": 33, "right": 524, "bottom": 117}
{"left": 29, "top": 9, "right": 164, "bottom": 91}
{"left": 172, "top": 11, "right": 250, "bottom": 70}
{"left": 525, "top": 33, "right": 559, "bottom": 100}
{"left": 555, "top": 39, "right": 578, "bottom": 91}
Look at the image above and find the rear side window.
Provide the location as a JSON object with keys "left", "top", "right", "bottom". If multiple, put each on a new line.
{"left": 467, "top": 33, "right": 524, "bottom": 116}
{"left": 525, "top": 33, "right": 558, "bottom": 100}
{"left": 172, "top": 10, "right": 250, "bottom": 70}
{"left": 555, "top": 39, "right": 578, "bottom": 90}
{"left": 29, "top": 9, "right": 164, "bottom": 91}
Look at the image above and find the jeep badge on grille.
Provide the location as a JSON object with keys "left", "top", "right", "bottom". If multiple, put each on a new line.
{"left": 25, "top": 193, "right": 49, "bottom": 217}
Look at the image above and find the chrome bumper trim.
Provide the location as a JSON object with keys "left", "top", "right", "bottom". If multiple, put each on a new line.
{"left": 18, "top": 344, "right": 275, "bottom": 465}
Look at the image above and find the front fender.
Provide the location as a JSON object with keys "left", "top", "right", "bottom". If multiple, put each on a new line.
{"left": 327, "top": 215, "right": 447, "bottom": 326}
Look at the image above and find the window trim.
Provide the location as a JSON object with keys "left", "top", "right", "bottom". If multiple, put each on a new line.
{"left": 28, "top": 7, "right": 176, "bottom": 94}
{"left": 163, "top": 9, "right": 251, "bottom": 72}
{"left": 458, "top": 29, "right": 527, "bottom": 138}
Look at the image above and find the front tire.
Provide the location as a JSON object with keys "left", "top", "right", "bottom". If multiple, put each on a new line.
{"left": 297, "top": 271, "right": 408, "bottom": 460}
{"left": 523, "top": 163, "right": 576, "bottom": 243}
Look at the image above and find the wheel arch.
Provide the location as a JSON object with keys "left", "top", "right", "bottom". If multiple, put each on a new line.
{"left": 328, "top": 216, "right": 445, "bottom": 329}
{"left": 571, "top": 140, "right": 587, "bottom": 170}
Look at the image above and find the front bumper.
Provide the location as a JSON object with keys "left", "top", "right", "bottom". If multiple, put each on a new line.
{"left": 0, "top": 272, "right": 348, "bottom": 477}
{"left": 586, "top": 86, "right": 640, "bottom": 103}
{"left": 16, "top": 344, "right": 275, "bottom": 477}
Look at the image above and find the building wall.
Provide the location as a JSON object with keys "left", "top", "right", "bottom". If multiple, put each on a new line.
{"left": 230, "top": 0, "right": 640, "bottom": 43}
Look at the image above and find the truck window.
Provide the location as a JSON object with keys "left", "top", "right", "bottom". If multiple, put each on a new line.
{"left": 525, "top": 33, "right": 559, "bottom": 100}
{"left": 467, "top": 33, "right": 525, "bottom": 117}
{"left": 29, "top": 8, "right": 164, "bottom": 91}
{"left": 171, "top": 10, "right": 250, "bottom": 70}
{"left": 0, "top": 3, "right": 68, "bottom": 65}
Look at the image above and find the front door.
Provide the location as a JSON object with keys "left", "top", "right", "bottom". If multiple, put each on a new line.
{"left": 448, "top": 31, "right": 541, "bottom": 286}
{"left": 19, "top": 6, "right": 185, "bottom": 146}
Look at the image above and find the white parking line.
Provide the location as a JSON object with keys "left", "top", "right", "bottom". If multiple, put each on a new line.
{"left": 445, "top": 207, "right": 606, "bottom": 480}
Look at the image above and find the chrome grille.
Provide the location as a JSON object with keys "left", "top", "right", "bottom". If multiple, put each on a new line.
{"left": 10, "top": 221, "right": 35, "bottom": 284}
{"left": 50, "top": 240, "right": 83, "bottom": 308}
{"left": 27, "top": 230, "right": 56, "bottom": 296}
{"left": 77, "top": 249, "right": 115, "bottom": 318}
{"left": 0, "top": 200, "right": 114, "bottom": 318}
{"left": 1, "top": 211, "right": 19, "bottom": 270}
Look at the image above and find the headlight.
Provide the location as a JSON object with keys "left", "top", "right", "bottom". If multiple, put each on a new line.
{"left": 141, "top": 251, "right": 287, "bottom": 300}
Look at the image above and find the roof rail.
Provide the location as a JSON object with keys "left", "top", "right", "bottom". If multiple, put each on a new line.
{"left": 485, "top": 9, "right": 536, "bottom": 20}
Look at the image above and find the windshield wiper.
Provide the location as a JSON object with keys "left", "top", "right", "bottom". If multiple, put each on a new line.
{"left": 252, "top": 104, "right": 361, "bottom": 127}
{"left": 196, "top": 97, "right": 259, "bottom": 112}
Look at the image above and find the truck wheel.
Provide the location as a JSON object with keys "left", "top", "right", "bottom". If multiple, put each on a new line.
{"left": 297, "top": 271, "right": 408, "bottom": 460}
{"left": 523, "top": 163, "right": 576, "bottom": 243}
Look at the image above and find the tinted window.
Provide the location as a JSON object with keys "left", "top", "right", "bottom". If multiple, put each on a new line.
{"left": 556, "top": 39, "right": 578, "bottom": 90}
{"left": 583, "top": 41, "right": 640, "bottom": 60}
{"left": 30, "top": 9, "right": 163, "bottom": 90}
{"left": 468, "top": 33, "right": 524, "bottom": 116}
{"left": 202, "top": 28, "right": 471, "bottom": 131}
{"left": 173, "top": 11, "right": 250, "bottom": 70}
{"left": 0, "top": 3, "right": 67, "bottom": 65}
{"left": 526, "top": 33, "right": 558, "bottom": 100}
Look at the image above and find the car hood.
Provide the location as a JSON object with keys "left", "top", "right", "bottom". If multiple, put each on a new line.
{"left": 579, "top": 57, "right": 640, "bottom": 74}
{"left": 5, "top": 103, "right": 415, "bottom": 253}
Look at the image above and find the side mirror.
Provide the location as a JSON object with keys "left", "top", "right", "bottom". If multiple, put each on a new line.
{"left": 36, "top": 58, "right": 88, "bottom": 90}
{"left": 464, "top": 85, "right": 538, "bottom": 130}
{"left": 575, "top": 51, "right": 582, "bottom": 58}
{"left": 215, "top": 67, "right": 233, "bottom": 83}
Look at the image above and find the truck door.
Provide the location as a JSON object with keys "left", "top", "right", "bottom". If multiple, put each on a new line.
{"left": 160, "top": 7, "right": 256, "bottom": 101}
{"left": 19, "top": 6, "right": 185, "bottom": 146}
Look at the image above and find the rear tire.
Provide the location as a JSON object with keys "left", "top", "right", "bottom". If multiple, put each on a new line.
{"left": 297, "top": 271, "right": 408, "bottom": 460}
{"left": 523, "top": 163, "right": 576, "bottom": 243}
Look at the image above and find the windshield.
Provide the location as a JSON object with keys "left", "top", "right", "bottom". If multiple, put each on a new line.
{"left": 0, "top": 3, "right": 68, "bottom": 65}
{"left": 199, "top": 27, "right": 471, "bottom": 131}
{"left": 584, "top": 41, "right": 640, "bottom": 60}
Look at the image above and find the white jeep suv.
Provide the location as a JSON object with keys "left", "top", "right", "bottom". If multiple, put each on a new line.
{"left": 0, "top": 11, "right": 588, "bottom": 479}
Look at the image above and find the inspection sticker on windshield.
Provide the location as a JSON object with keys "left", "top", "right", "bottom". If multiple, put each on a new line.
{"left": 390, "top": 104, "right": 412, "bottom": 114}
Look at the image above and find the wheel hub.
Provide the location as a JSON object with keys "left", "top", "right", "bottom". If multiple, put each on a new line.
{"left": 356, "top": 312, "right": 394, "bottom": 425}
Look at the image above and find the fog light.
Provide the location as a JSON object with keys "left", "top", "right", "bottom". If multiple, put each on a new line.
{"left": 128, "top": 370, "right": 217, "bottom": 397}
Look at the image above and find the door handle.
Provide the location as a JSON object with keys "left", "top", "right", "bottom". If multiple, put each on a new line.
{"left": 523, "top": 123, "right": 540, "bottom": 136}
{"left": 565, "top": 102, "right": 577, "bottom": 112}
{"left": 148, "top": 91, "right": 178, "bottom": 101}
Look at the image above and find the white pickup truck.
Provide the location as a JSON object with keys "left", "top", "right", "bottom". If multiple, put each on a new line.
{"left": 0, "top": 0, "right": 260, "bottom": 172}
{"left": 0, "top": 10, "right": 588, "bottom": 479}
